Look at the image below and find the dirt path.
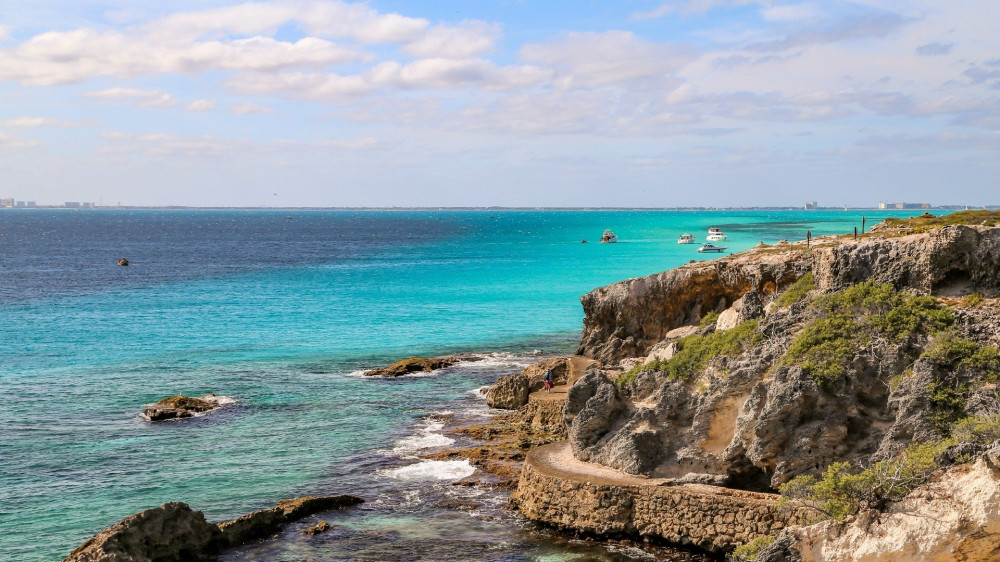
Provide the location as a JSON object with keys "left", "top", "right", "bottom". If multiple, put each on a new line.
{"left": 529, "top": 355, "right": 597, "bottom": 402}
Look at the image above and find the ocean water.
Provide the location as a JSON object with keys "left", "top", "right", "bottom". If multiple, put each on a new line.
{"left": 0, "top": 209, "right": 921, "bottom": 561}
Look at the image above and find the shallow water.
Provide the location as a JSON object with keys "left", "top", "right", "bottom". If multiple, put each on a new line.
{"left": 0, "top": 209, "right": 923, "bottom": 560}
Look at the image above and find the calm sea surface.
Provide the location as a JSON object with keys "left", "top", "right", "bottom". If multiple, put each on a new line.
{"left": 0, "top": 209, "right": 920, "bottom": 560}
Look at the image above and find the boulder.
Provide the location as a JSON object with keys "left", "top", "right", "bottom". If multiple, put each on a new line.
{"left": 144, "top": 394, "right": 225, "bottom": 422}
{"left": 565, "top": 369, "right": 624, "bottom": 461}
{"left": 64, "top": 502, "right": 220, "bottom": 562}
{"left": 485, "top": 373, "right": 529, "bottom": 409}
{"left": 363, "top": 356, "right": 457, "bottom": 377}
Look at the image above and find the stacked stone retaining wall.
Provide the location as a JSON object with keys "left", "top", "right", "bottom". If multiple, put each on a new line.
{"left": 512, "top": 442, "right": 807, "bottom": 553}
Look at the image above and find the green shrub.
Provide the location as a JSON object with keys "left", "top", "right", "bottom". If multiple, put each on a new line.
{"left": 774, "top": 272, "right": 815, "bottom": 308}
{"left": 616, "top": 320, "right": 763, "bottom": 388}
{"left": 923, "top": 333, "right": 1000, "bottom": 380}
{"left": 730, "top": 536, "right": 775, "bottom": 561}
{"left": 699, "top": 310, "right": 720, "bottom": 328}
{"left": 781, "top": 281, "right": 953, "bottom": 385}
{"left": 779, "top": 442, "right": 945, "bottom": 521}
{"left": 927, "top": 379, "right": 970, "bottom": 433}
{"left": 782, "top": 315, "right": 858, "bottom": 385}
{"left": 962, "top": 293, "right": 985, "bottom": 307}
{"left": 950, "top": 415, "right": 1000, "bottom": 449}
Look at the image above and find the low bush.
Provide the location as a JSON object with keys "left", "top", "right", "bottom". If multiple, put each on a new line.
{"left": 922, "top": 333, "right": 1000, "bottom": 380}
{"left": 616, "top": 320, "right": 763, "bottom": 388}
{"left": 730, "top": 536, "right": 775, "bottom": 561}
{"left": 779, "top": 442, "right": 946, "bottom": 521}
{"left": 781, "top": 281, "right": 953, "bottom": 385}
{"left": 774, "top": 272, "right": 815, "bottom": 308}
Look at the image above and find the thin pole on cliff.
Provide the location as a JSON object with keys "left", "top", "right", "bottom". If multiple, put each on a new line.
{"left": 807, "top": 230, "right": 812, "bottom": 249}
{"left": 854, "top": 226, "right": 858, "bottom": 240}
{"left": 862, "top": 216, "right": 866, "bottom": 233}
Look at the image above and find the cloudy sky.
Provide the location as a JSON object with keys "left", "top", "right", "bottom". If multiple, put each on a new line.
{"left": 0, "top": 0, "right": 997, "bottom": 207}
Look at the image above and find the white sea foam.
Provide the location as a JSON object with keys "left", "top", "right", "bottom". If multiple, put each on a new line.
{"left": 385, "top": 459, "right": 475, "bottom": 481}
{"left": 203, "top": 395, "right": 237, "bottom": 406}
{"left": 393, "top": 425, "right": 454, "bottom": 454}
{"left": 468, "top": 385, "right": 491, "bottom": 399}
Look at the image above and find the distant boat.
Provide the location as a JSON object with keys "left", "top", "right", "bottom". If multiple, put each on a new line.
{"left": 706, "top": 227, "right": 728, "bottom": 241}
{"left": 697, "top": 243, "right": 727, "bottom": 253}
{"left": 600, "top": 229, "right": 618, "bottom": 243}
{"left": 117, "top": 258, "right": 129, "bottom": 266}
{"left": 677, "top": 233, "right": 696, "bottom": 244}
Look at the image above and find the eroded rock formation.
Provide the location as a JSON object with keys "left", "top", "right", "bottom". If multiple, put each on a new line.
{"left": 577, "top": 249, "right": 812, "bottom": 364}
{"left": 363, "top": 356, "right": 457, "bottom": 377}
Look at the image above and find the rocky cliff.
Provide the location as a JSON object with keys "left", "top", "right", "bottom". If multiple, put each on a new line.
{"left": 577, "top": 249, "right": 812, "bottom": 363}
{"left": 516, "top": 217, "right": 1000, "bottom": 559}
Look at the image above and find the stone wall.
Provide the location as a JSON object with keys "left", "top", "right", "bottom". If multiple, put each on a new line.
{"left": 512, "top": 443, "right": 807, "bottom": 553}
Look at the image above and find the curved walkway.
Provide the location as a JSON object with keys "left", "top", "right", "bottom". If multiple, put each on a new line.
{"left": 512, "top": 441, "right": 804, "bottom": 553}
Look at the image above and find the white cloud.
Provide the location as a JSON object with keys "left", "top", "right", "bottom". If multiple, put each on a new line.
{"left": 229, "top": 102, "right": 276, "bottom": 115}
{"left": 186, "top": 99, "right": 215, "bottom": 111}
{"left": 85, "top": 87, "right": 177, "bottom": 107}
{"left": 0, "top": 116, "right": 77, "bottom": 128}
{"left": 401, "top": 22, "right": 500, "bottom": 58}
{"left": 520, "top": 31, "right": 691, "bottom": 89}
{"left": 631, "top": 0, "right": 773, "bottom": 20}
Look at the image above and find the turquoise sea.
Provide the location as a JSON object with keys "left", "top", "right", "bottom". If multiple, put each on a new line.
{"left": 0, "top": 209, "right": 922, "bottom": 561}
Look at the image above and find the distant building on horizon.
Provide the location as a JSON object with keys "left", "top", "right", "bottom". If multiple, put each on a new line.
{"left": 803, "top": 201, "right": 818, "bottom": 210}
{"left": 878, "top": 201, "right": 931, "bottom": 210}
{"left": 0, "top": 197, "right": 13, "bottom": 208}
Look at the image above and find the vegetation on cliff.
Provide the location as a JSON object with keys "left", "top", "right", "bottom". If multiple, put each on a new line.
{"left": 616, "top": 319, "right": 764, "bottom": 389}
{"left": 780, "top": 281, "right": 953, "bottom": 385}
{"left": 875, "top": 209, "right": 1000, "bottom": 235}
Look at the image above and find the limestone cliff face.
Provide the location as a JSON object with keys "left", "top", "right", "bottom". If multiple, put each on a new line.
{"left": 787, "top": 456, "right": 1000, "bottom": 561}
{"left": 578, "top": 225, "right": 1000, "bottom": 366}
{"left": 813, "top": 225, "right": 1000, "bottom": 295}
{"left": 569, "top": 226, "right": 1000, "bottom": 490}
{"left": 577, "top": 250, "right": 812, "bottom": 364}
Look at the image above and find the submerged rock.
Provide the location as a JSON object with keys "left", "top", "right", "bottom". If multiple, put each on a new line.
{"left": 143, "top": 394, "right": 228, "bottom": 422}
{"left": 363, "top": 356, "right": 457, "bottom": 377}
{"left": 303, "top": 520, "right": 332, "bottom": 535}
{"left": 216, "top": 495, "right": 364, "bottom": 547}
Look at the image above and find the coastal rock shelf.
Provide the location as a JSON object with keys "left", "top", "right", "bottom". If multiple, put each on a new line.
{"left": 512, "top": 442, "right": 806, "bottom": 553}
{"left": 64, "top": 495, "right": 363, "bottom": 562}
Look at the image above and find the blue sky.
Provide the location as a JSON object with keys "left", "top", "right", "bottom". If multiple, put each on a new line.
{"left": 0, "top": 0, "right": 997, "bottom": 207}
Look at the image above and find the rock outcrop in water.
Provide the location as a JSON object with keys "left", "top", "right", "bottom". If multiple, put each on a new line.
{"left": 513, "top": 216, "right": 1000, "bottom": 559}
{"left": 64, "top": 495, "right": 363, "bottom": 562}
{"left": 363, "top": 356, "right": 458, "bottom": 377}
{"left": 143, "top": 394, "right": 228, "bottom": 421}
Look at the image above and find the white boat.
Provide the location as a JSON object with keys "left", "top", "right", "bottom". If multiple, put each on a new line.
{"left": 697, "top": 243, "right": 727, "bottom": 253}
{"left": 677, "top": 233, "right": 696, "bottom": 244}
{"left": 600, "top": 229, "right": 618, "bottom": 243}
{"left": 706, "top": 227, "right": 728, "bottom": 241}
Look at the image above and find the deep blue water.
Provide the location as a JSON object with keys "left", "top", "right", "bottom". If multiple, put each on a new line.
{"left": 0, "top": 209, "right": 922, "bottom": 560}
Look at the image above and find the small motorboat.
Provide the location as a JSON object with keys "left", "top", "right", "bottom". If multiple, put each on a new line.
{"left": 697, "top": 243, "right": 727, "bottom": 253}
{"left": 677, "top": 233, "right": 696, "bottom": 244}
{"left": 600, "top": 229, "right": 618, "bottom": 243}
{"left": 706, "top": 227, "right": 728, "bottom": 241}
{"left": 117, "top": 258, "right": 129, "bottom": 266}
